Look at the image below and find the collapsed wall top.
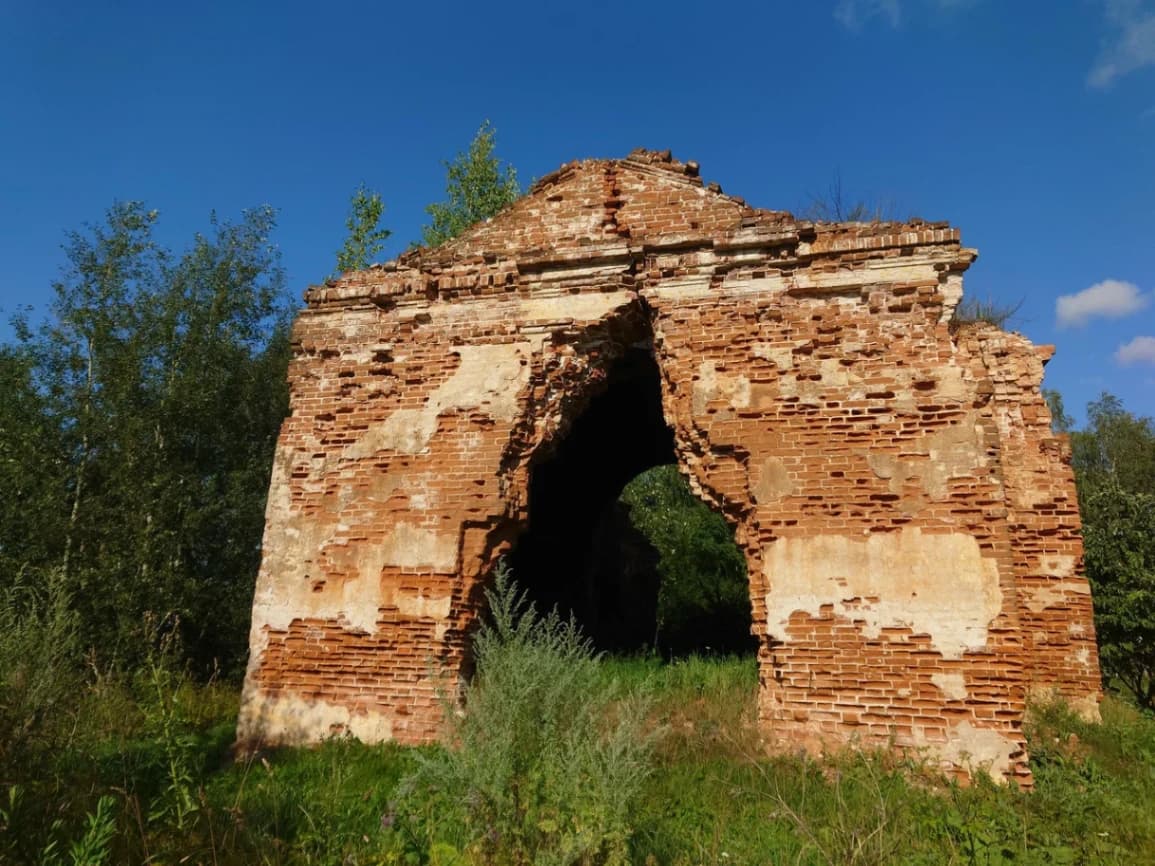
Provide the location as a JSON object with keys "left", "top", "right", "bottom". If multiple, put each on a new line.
{"left": 307, "top": 148, "right": 971, "bottom": 319}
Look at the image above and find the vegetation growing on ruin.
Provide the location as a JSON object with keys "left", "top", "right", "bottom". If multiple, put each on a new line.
{"left": 334, "top": 183, "right": 392, "bottom": 274}
{"left": 421, "top": 120, "right": 521, "bottom": 249}
{"left": 949, "top": 295, "right": 1025, "bottom": 331}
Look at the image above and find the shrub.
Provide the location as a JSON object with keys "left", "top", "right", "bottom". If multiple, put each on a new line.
{"left": 0, "top": 568, "right": 82, "bottom": 769}
{"left": 950, "top": 296, "right": 1023, "bottom": 332}
{"left": 393, "top": 565, "right": 657, "bottom": 865}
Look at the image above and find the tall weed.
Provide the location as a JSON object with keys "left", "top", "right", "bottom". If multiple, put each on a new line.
{"left": 2, "top": 787, "right": 117, "bottom": 866}
{"left": 0, "top": 568, "right": 82, "bottom": 768}
{"left": 394, "top": 565, "right": 657, "bottom": 865}
{"left": 140, "top": 646, "right": 200, "bottom": 831}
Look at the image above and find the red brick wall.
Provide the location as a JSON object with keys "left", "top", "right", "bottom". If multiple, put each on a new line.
{"left": 237, "top": 150, "right": 1100, "bottom": 785}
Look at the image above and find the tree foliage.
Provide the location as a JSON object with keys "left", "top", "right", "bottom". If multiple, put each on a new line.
{"left": 620, "top": 465, "right": 754, "bottom": 656}
{"left": 1071, "top": 393, "right": 1155, "bottom": 495}
{"left": 0, "top": 202, "right": 292, "bottom": 673}
{"left": 1066, "top": 392, "right": 1155, "bottom": 708}
{"left": 1044, "top": 388, "right": 1074, "bottom": 434}
{"left": 1081, "top": 484, "right": 1155, "bottom": 707}
{"left": 334, "top": 183, "right": 390, "bottom": 274}
{"left": 422, "top": 121, "right": 520, "bottom": 248}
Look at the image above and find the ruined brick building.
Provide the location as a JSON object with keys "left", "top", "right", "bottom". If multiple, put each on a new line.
{"left": 237, "top": 149, "right": 1101, "bottom": 784}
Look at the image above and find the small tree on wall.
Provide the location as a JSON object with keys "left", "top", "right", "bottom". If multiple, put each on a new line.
{"left": 422, "top": 121, "right": 521, "bottom": 248}
{"left": 334, "top": 184, "right": 391, "bottom": 274}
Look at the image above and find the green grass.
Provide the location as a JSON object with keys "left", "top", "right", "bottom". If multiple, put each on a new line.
{"left": 3, "top": 653, "right": 1155, "bottom": 865}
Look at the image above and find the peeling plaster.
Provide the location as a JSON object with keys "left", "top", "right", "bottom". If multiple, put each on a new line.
{"left": 644, "top": 259, "right": 959, "bottom": 303}
{"left": 1025, "top": 579, "right": 1091, "bottom": 613}
{"left": 752, "top": 342, "right": 797, "bottom": 369}
{"left": 517, "top": 292, "right": 634, "bottom": 323}
{"left": 379, "top": 524, "right": 459, "bottom": 572}
{"left": 931, "top": 672, "right": 968, "bottom": 701}
{"left": 692, "top": 360, "right": 751, "bottom": 414}
{"left": 238, "top": 692, "right": 395, "bottom": 747}
{"left": 348, "top": 343, "right": 532, "bottom": 457}
{"left": 763, "top": 527, "right": 1003, "bottom": 659}
{"left": 752, "top": 456, "right": 795, "bottom": 504}
{"left": 246, "top": 455, "right": 461, "bottom": 667}
{"left": 933, "top": 721, "right": 1015, "bottom": 783}
{"left": 778, "top": 358, "right": 851, "bottom": 404}
{"left": 1040, "top": 555, "right": 1077, "bottom": 578}
{"left": 866, "top": 412, "right": 986, "bottom": 500}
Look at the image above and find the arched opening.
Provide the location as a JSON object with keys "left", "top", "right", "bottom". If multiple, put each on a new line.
{"left": 507, "top": 346, "right": 755, "bottom": 657}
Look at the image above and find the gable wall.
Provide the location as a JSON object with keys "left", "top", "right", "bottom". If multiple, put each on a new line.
{"left": 237, "top": 152, "right": 1100, "bottom": 785}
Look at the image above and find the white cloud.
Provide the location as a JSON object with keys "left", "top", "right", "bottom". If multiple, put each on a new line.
{"left": 1055, "top": 279, "right": 1150, "bottom": 327}
{"left": 1116, "top": 335, "right": 1155, "bottom": 365}
{"left": 834, "top": 0, "right": 975, "bottom": 30}
{"left": 835, "top": 0, "right": 901, "bottom": 30}
{"left": 1089, "top": 0, "right": 1155, "bottom": 88}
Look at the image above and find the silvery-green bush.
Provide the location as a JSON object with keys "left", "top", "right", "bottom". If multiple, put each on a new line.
{"left": 394, "top": 565, "right": 656, "bottom": 866}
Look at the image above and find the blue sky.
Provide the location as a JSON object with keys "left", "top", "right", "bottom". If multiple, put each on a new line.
{"left": 1, "top": 0, "right": 1152, "bottom": 422}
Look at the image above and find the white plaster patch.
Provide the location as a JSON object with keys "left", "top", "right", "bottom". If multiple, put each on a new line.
{"left": 692, "top": 360, "right": 751, "bottom": 414}
{"left": 1026, "top": 685, "right": 1101, "bottom": 722}
{"left": 818, "top": 358, "right": 850, "bottom": 387}
{"left": 931, "top": 672, "right": 968, "bottom": 701}
{"left": 762, "top": 527, "right": 1003, "bottom": 659}
{"left": 433, "top": 344, "right": 528, "bottom": 422}
{"left": 1040, "top": 555, "right": 1077, "bottom": 578}
{"left": 1024, "top": 579, "right": 1091, "bottom": 613}
{"left": 752, "top": 456, "right": 795, "bottom": 504}
{"left": 380, "top": 523, "right": 459, "bottom": 572}
{"left": 247, "top": 454, "right": 371, "bottom": 658}
{"left": 348, "top": 409, "right": 438, "bottom": 458}
{"left": 925, "top": 415, "right": 986, "bottom": 498}
{"left": 641, "top": 274, "right": 712, "bottom": 302}
{"left": 1011, "top": 484, "right": 1062, "bottom": 509}
{"left": 940, "top": 273, "right": 964, "bottom": 323}
{"left": 251, "top": 537, "right": 391, "bottom": 642}
{"left": 349, "top": 342, "right": 532, "bottom": 457}
{"left": 778, "top": 358, "right": 856, "bottom": 404}
{"left": 865, "top": 413, "right": 986, "bottom": 500}
{"left": 1069, "top": 694, "right": 1102, "bottom": 722}
{"left": 518, "top": 292, "right": 633, "bottom": 324}
{"left": 244, "top": 455, "right": 461, "bottom": 670}
{"left": 395, "top": 590, "right": 454, "bottom": 620}
{"left": 752, "top": 342, "right": 797, "bottom": 370}
{"left": 933, "top": 720, "right": 1015, "bottom": 784}
{"left": 237, "top": 692, "right": 395, "bottom": 747}
{"left": 934, "top": 365, "right": 968, "bottom": 402}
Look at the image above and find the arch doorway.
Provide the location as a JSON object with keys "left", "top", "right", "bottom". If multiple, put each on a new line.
{"left": 506, "top": 347, "right": 755, "bottom": 657}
